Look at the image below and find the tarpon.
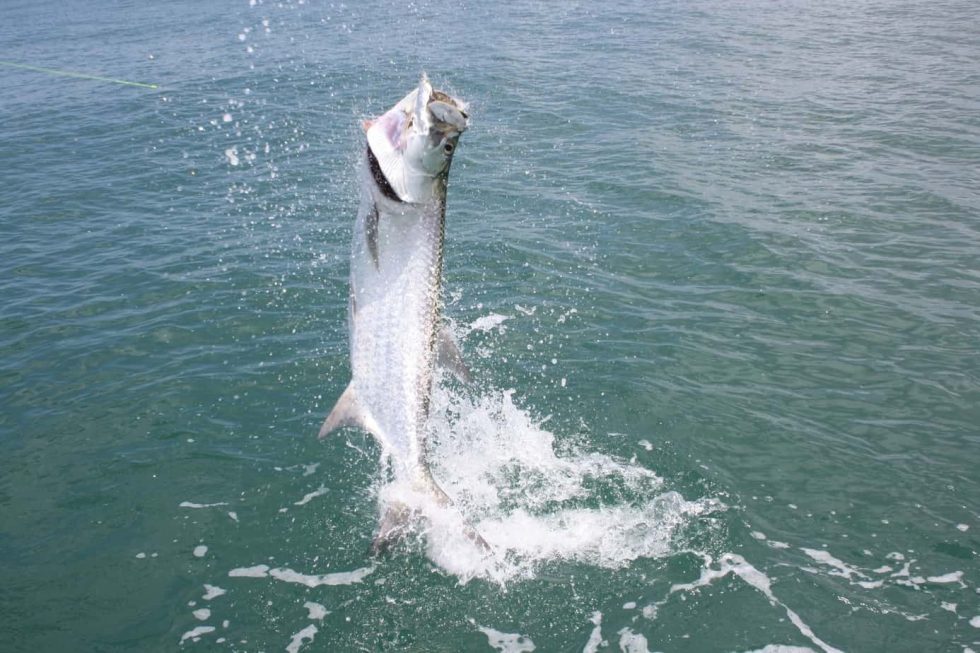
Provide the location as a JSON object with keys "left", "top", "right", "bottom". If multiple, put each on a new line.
{"left": 319, "top": 74, "right": 487, "bottom": 551}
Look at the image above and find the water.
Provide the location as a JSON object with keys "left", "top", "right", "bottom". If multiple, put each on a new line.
{"left": 1, "top": 0, "right": 978, "bottom": 650}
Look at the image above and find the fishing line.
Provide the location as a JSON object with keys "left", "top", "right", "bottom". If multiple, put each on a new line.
{"left": 0, "top": 60, "right": 158, "bottom": 89}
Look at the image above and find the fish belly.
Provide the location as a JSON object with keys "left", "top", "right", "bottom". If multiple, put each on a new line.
{"left": 348, "top": 191, "right": 443, "bottom": 473}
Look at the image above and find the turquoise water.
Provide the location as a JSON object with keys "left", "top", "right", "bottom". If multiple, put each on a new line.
{"left": 2, "top": 0, "right": 978, "bottom": 651}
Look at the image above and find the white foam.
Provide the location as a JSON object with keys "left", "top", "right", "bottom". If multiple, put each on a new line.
{"left": 193, "top": 608, "right": 210, "bottom": 621}
{"left": 294, "top": 486, "right": 328, "bottom": 506}
{"left": 202, "top": 584, "right": 226, "bottom": 600}
{"left": 225, "top": 147, "right": 240, "bottom": 166}
{"left": 285, "top": 625, "right": 318, "bottom": 653}
{"left": 395, "top": 384, "right": 722, "bottom": 583}
{"left": 180, "top": 626, "right": 215, "bottom": 643}
{"left": 180, "top": 501, "right": 229, "bottom": 509}
{"left": 891, "top": 561, "right": 913, "bottom": 578}
{"left": 193, "top": 545, "right": 208, "bottom": 558}
{"left": 926, "top": 571, "right": 963, "bottom": 584}
{"left": 617, "top": 628, "right": 652, "bottom": 653}
{"left": 664, "top": 554, "right": 842, "bottom": 653}
{"left": 228, "top": 511, "right": 238, "bottom": 522}
{"left": 268, "top": 566, "right": 374, "bottom": 587}
{"left": 229, "top": 564, "right": 269, "bottom": 578}
{"left": 637, "top": 440, "right": 653, "bottom": 451}
{"left": 135, "top": 552, "right": 146, "bottom": 559}
{"left": 468, "top": 313, "right": 510, "bottom": 333}
{"left": 303, "top": 463, "right": 320, "bottom": 476}
{"left": 478, "top": 626, "right": 535, "bottom": 652}
{"left": 582, "top": 612, "right": 603, "bottom": 653}
{"left": 800, "top": 548, "right": 868, "bottom": 580}
{"left": 956, "top": 523, "right": 969, "bottom": 532}
{"left": 970, "top": 615, "right": 980, "bottom": 628}
{"left": 227, "top": 564, "right": 373, "bottom": 586}
{"left": 304, "top": 601, "right": 329, "bottom": 620}
{"left": 738, "top": 647, "right": 815, "bottom": 653}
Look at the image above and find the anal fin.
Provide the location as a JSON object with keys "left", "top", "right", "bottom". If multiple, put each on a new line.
{"left": 318, "top": 382, "right": 371, "bottom": 439}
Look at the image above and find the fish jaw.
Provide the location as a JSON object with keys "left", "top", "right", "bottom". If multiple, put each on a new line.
{"left": 365, "top": 73, "right": 468, "bottom": 204}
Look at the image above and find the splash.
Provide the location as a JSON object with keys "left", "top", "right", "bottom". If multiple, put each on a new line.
{"left": 370, "top": 329, "right": 723, "bottom": 583}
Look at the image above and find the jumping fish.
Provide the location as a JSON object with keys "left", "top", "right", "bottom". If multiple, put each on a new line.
{"left": 319, "top": 74, "right": 487, "bottom": 551}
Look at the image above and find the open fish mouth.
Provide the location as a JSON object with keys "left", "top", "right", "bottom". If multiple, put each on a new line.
{"left": 426, "top": 89, "right": 468, "bottom": 133}
{"left": 365, "top": 74, "right": 468, "bottom": 203}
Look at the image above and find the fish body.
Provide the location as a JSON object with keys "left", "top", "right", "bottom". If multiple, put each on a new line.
{"left": 320, "top": 75, "right": 483, "bottom": 548}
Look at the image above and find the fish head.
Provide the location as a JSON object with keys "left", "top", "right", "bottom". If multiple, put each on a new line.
{"left": 365, "top": 73, "right": 468, "bottom": 203}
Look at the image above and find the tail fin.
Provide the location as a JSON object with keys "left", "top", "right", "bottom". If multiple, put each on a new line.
{"left": 371, "top": 469, "right": 492, "bottom": 554}
{"left": 416, "top": 468, "right": 492, "bottom": 552}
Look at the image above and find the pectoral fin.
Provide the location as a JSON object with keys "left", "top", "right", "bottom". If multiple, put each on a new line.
{"left": 437, "top": 327, "right": 472, "bottom": 384}
{"left": 318, "top": 383, "right": 372, "bottom": 439}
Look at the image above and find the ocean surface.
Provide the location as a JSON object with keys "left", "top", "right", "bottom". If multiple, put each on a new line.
{"left": 2, "top": 0, "right": 978, "bottom": 651}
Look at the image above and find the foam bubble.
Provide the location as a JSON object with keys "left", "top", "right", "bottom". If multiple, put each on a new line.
{"left": 468, "top": 313, "right": 509, "bottom": 333}
{"left": 304, "top": 601, "right": 328, "bottom": 620}
{"left": 800, "top": 548, "right": 868, "bottom": 581}
{"left": 294, "top": 486, "right": 328, "bottom": 506}
{"left": 202, "top": 584, "right": 226, "bottom": 600}
{"left": 179, "top": 625, "right": 215, "bottom": 643}
{"left": 285, "top": 624, "right": 318, "bottom": 653}
{"left": 478, "top": 626, "right": 535, "bottom": 652}
{"left": 582, "top": 612, "right": 603, "bottom": 653}
{"left": 227, "top": 564, "right": 373, "bottom": 587}
{"left": 268, "top": 566, "right": 373, "bottom": 587}
{"left": 617, "top": 628, "right": 652, "bottom": 653}
{"left": 303, "top": 463, "right": 320, "bottom": 476}
{"left": 229, "top": 564, "right": 269, "bottom": 578}
{"left": 180, "top": 501, "right": 228, "bottom": 509}
{"left": 926, "top": 571, "right": 963, "bottom": 584}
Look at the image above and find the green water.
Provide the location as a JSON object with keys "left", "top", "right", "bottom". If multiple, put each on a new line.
{"left": 1, "top": 1, "right": 978, "bottom": 651}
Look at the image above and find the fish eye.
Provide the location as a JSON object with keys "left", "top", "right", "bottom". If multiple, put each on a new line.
{"left": 443, "top": 142, "right": 455, "bottom": 155}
